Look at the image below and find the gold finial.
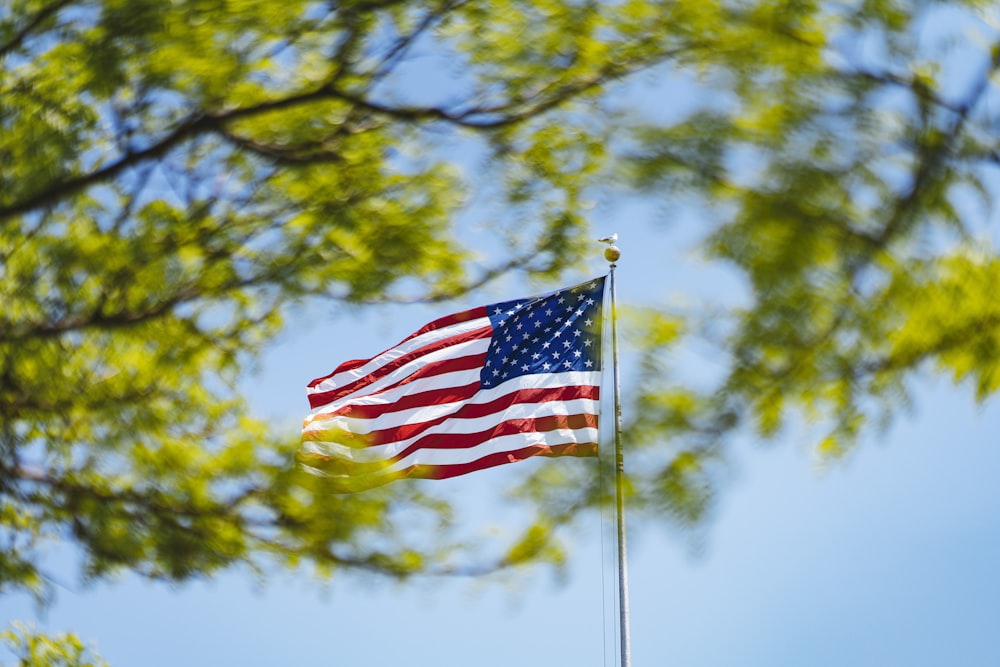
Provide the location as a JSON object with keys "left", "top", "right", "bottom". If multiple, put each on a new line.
{"left": 598, "top": 234, "right": 620, "bottom": 263}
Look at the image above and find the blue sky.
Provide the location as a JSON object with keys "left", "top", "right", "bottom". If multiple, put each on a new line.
{"left": 5, "top": 236, "right": 1000, "bottom": 665}
{"left": 5, "top": 6, "right": 1000, "bottom": 665}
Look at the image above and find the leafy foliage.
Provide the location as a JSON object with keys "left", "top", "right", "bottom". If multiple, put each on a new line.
{"left": 1, "top": 624, "right": 107, "bottom": 667}
{"left": 3, "top": 0, "right": 1000, "bottom": 659}
{"left": 1, "top": 0, "right": 688, "bottom": 604}
{"left": 614, "top": 0, "right": 1000, "bottom": 523}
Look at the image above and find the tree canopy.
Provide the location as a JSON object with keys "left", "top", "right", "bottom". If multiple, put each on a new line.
{"left": 615, "top": 0, "right": 1000, "bottom": 524}
{"left": 3, "top": 0, "right": 1000, "bottom": 661}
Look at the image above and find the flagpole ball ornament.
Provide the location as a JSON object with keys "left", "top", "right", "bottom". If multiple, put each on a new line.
{"left": 598, "top": 234, "right": 620, "bottom": 263}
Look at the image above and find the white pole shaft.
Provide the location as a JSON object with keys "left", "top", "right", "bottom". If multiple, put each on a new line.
{"left": 609, "top": 263, "right": 632, "bottom": 667}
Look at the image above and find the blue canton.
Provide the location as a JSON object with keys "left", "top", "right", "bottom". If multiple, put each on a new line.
{"left": 481, "top": 277, "right": 606, "bottom": 389}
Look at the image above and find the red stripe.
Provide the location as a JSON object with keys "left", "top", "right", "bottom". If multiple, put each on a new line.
{"left": 308, "top": 383, "right": 600, "bottom": 436}
{"left": 306, "top": 307, "right": 489, "bottom": 390}
{"left": 303, "top": 413, "right": 598, "bottom": 462}
{"left": 386, "top": 413, "right": 598, "bottom": 465}
{"left": 307, "top": 325, "right": 492, "bottom": 408}
{"left": 298, "top": 442, "right": 598, "bottom": 493}
{"left": 401, "top": 305, "right": 487, "bottom": 343}
{"left": 417, "top": 441, "right": 598, "bottom": 480}
{"left": 309, "top": 381, "right": 482, "bottom": 422}
{"left": 314, "top": 352, "right": 490, "bottom": 412}
{"left": 316, "top": 356, "right": 368, "bottom": 380}
{"left": 308, "top": 353, "right": 486, "bottom": 411}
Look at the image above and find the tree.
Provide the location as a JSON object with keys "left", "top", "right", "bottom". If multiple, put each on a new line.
{"left": 1, "top": 624, "right": 107, "bottom": 667}
{"left": 500, "top": 0, "right": 1000, "bottom": 541}
{"left": 2, "top": 0, "right": 680, "bottom": 601}
{"left": 3, "top": 0, "right": 999, "bottom": 658}
{"left": 606, "top": 0, "right": 1000, "bottom": 526}
{"left": 4, "top": 0, "right": 735, "bottom": 618}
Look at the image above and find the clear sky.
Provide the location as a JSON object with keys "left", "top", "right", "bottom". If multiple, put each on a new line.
{"left": 4, "top": 228, "right": 1000, "bottom": 666}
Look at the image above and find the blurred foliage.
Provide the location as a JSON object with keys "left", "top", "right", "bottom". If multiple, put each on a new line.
{"left": 505, "top": 0, "right": 1000, "bottom": 548}
{"left": 0, "top": 0, "right": 690, "bottom": 624}
{"left": 1, "top": 624, "right": 107, "bottom": 667}
{"left": 3, "top": 0, "right": 1000, "bottom": 658}
{"left": 610, "top": 0, "right": 1000, "bottom": 530}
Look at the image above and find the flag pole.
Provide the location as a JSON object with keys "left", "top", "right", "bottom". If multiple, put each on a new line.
{"left": 603, "top": 238, "right": 632, "bottom": 667}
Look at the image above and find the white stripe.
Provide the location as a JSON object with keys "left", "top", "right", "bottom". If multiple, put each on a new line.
{"left": 302, "top": 426, "right": 598, "bottom": 476}
{"left": 310, "top": 336, "right": 491, "bottom": 410}
{"left": 304, "top": 370, "right": 601, "bottom": 428}
{"left": 301, "top": 397, "right": 599, "bottom": 461}
{"left": 308, "top": 367, "right": 482, "bottom": 421}
{"left": 387, "top": 426, "right": 598, "bottom": 469}
{"left": 304, "top": 394, "right": 597, "bottom": 440}
{"left": 307, "top": 315, "right": 491, "bottom": 395}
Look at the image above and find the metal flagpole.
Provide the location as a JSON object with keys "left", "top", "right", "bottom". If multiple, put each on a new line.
{"left": 602, "top": 236, "right": 631, "bottom": 667}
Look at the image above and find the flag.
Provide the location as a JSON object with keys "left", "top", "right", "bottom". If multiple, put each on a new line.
{"left": 298, "top": 276, "right": 607, "bottom": 492}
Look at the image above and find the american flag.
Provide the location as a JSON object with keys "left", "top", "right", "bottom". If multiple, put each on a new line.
{"left": 298, "top": 277, "right": 606, "bottom": 491}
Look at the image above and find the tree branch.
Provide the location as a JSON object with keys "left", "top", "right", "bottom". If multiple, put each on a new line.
{"left": 0, "top": 0, "right": 75, "bottom": 61}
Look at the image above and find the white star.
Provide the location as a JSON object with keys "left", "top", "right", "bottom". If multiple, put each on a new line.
{"left": 494, "top": 307, "right": 503, "bottom": 315}
{"left": 585, "top": 360, "right": 593, "bottom": 367}
{"left": 532, "top": 353, "right": 541, "bottom": 360}
{"left": 585, "top": 318, "right": 593, "bottom": 326}
{"left": 542, "top": 341, "right": 551, "bottom": 349}
{"left": 586, "top": 298, "right": 595, "bottom": 305}
{"left": 563, "top": 340, "right": 571, "bottom": 348}
{"left": 573, "top": 350, "right": 582, "bottom": 358}
{"left": 522, "top": 364, "right": 530, "bottom": 371}
{"left": 543, "top": 362, "right": 551, "bottom": 370}
{"left": 558, "top": 296, "right": 565, "bottom": 304}
{"left": 545, "top": 308, "right": 553, "bottom": 316}
{"left": 492, "top": 369, "right": 500, "bottom": 376}
{"left": 584, "top": 339, "right": 593, "bottom": 347}
{"left": 563, "top": 360, "right": 572, "bottom": 368}
{"left": 573, "top": 330, "right": 581, "bottom": 337}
